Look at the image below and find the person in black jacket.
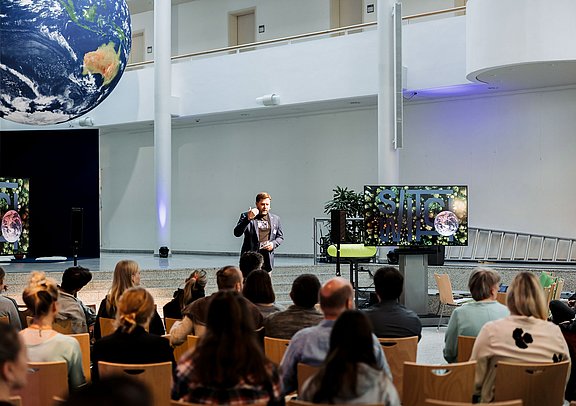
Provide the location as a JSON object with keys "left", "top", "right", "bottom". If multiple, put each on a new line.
{"left": 163, "top": 270, "right": 207, "bottom": 320}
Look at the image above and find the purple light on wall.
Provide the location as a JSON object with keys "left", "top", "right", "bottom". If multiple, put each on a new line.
{"left": 404, "top": 83, "right": 491, "bottom": 100}
{"left": 158, "top": 200, "right": 167, "bottom": 228}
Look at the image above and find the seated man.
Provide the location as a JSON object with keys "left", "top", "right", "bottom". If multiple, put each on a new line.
{"left": 279, "top": 277, "right": 391, "bottom": 395}
{"left": 56, "top": 266, "right": 95, "bottom": 333}
{"left": 0, "top": 267, "right": 21, "bottom": 330}
{"left": 364, "top": 266, "right": 422, "bottom": 340}
{"left": 170, "top": 265, "right": 263, "bottom": 345}
{"left": 264, "top": 274, "right": 323, "bottom": 339}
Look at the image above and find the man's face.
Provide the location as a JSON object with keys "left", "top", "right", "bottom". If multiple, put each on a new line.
{"left": 256, "top": 198, "right": 270, "bottom": 216}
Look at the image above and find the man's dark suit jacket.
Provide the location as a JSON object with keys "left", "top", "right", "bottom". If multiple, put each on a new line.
{"left": 234, "top": 212, "right": 283, "bottom": 271}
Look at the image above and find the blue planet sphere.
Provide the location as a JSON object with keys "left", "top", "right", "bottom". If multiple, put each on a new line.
{"left": 434, "top": 210, "right": 459, "bottom": 237}
{"left": 0, "top": 0, "right": 131, "bottom": 125}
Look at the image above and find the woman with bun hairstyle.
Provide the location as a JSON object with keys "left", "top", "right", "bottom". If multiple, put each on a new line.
{"left": 20, "top": 271, "right": 86, "bottom": 389}
{"left": 92, "top": 287, "right": 175, "bottom": 380}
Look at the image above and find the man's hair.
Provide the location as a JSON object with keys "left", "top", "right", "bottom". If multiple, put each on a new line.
{"left": 239, "top": 251, "right": 264, "bottom": 279}
{"left": 243, "top": 270, "right": 276, "bottom": 304}
{"left": 63, "top": 376, "right": 152, "bottom": 406}
{"left": 0, "top": 323, "right": 21, "bottom": 374}
{"left": 216, "top": 265, "right": 242, "bottom": 290}
{"left": 468, "top": 267, "right": 501, "bottom": 301}
{"left": 0, "top": 267, "right": 5, "bottom": 285}
{"left": 320, "top": 284, "right": 353, "bottom": 313}
{"left": 61, "top": 266, "right": 93, "bottom": 293}
{"left": 290, "top": 274, "right": 321, "bottom": 308}
{"left": 255, "top": 192, "right": 271, "bottom": 203}
{"left": 374, "top": 266, "right": 403, "bottom": 301}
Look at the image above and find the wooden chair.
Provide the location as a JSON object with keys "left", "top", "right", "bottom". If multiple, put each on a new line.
{"left": 494, "top": 360, "right": 570, "bottom": 406}
{"left": 297, "top": 363, "right": 319, "bottom": 394}
{"left": 98, "top": 317, "right": 116, "bottom": 337}
{"left": 69, "top": 333, "right": 91, "bottom": 382}
{"left": 425, "top": 400, "right": 523, "bottom": 406}
{"left": 456, "top": 335, "right": 476, "bottom": 362}
{"left": 434, "top": 274, "right": 472, "bottom": 330}
{"left": 7, "top": 396, "right": 22, "bottom": 406}
{"left": 378, "top": 336, "right": 418, "bottom": 401}
{"left": 11, "top": 361, "right": 68, "bottom": 406}
{"left": 264, "top": 336, "right": 290, "bottom": 365}
{"left": 402, "top": 361, "right": 476, "bottom": 406}
{"left": 162, "top": 334, "right": 190, "bottom": 363}
{"left": 171, "top": 401, "right": 269, "bottom": 406}
{"left": 496, "top": 292, "right": 507, "bottom": 306}
{"left": 98, "top": 361, "right": 172, "bottom": 406}
{"left": 186, "top": 335, "right": 199, "bottom": 353}
{"left": 165, "top": 317, "right": 180, "bottom": 333}
{"left": 554, "top": 278, "right": 565, "bottom": 300}
{"left": 0, "top": 315, "right": 9, "bottom": 324}
{"left": 287, "top": 400, "right": 384, "bottom": 406}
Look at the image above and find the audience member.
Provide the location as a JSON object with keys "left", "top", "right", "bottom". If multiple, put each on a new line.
{"left": 243, "top": 270, "right": 285, "bottom": 317}
{"left": 92, "top": 287, "right": 175, "bottom": 380}
{"left": 20, "top": 271, "right": 86, "bottom": 389}
{"left": 172, "top": 290, "right": 283, "bottom": 405}
{"left": 364, "top": 266, "right": 422, "bottom": 340}
{"left": 264, "top": 274, "right": 323, "bottom": 339}
{"left": 0, "top": 267, "right": 21, "bottom": 330}
{"left": 0, "top": 324, "right": 27, "bottom": 405}
{"left": 170, "top": 265, "right": 263, "bottom": 345}
{"left": 471, "top": 271, "right": 570, "bottom": 403}
{"left": 443, "top": 267, "right": 509, "bottom": 363}
{"left": 163, "top": 270, "right": 207, "bottom": 319}
{"left": 239, "top": 251, "right": 264, "bottom": 280}
{"left": 95, "top": 260, "right": 164, "bottom": 339}
{"left": 550, "top": 298, "right": 576, "bottom": 401}
{"left": 279, "top": 277, "right": 390, "bottom": 395}
{"left": 55, "top": 266, "right": 95, "bottom": 334}
{"left": 300, "top": 310, "right": 400, "bottom": 405}
{"left": 61, "top": 376, "right": 153, "bottom": 406}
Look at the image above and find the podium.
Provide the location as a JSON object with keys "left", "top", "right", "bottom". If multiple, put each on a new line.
{"left": 395, "top": 247, "right": 438, "bottom": 315}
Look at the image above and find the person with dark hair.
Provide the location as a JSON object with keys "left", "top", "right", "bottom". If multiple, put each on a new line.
{"left": 163, "top": 270, "right": 207, "bottom": 319}
{"left": 56, "top": 266, "right": 95, "bottom": 333}
{"left": 61, "top": 376, "right": 153, "bottom": 406}
{"left": 279, "top": 277, "right": 390, "bottom": 395}
{"left": 0, "top": 267, "right": 21, "bottom": 330}
{"left": 92, "top": 287, "right": 175, "bottom": 380}
{"left": 300, "top": 310, "right": 400, "bottom": 405}
{"left": 443, "top": 267, "right": 509, "bottom": 363}
{"left": 172, "top": 290, "right": 283, "bottom": 405}
{"left": 364, "top": 266, "right": 422, "bottom": 340}
{"left": 264, "top": 274, "right": 323, "bottom": 339}
{"left": 170, "top": 266, "right": 263, "bottom": 345}
{"left": 234, "top": 192, "right": 284, "bottom": 272}
{"left": 0, "top": 324, "right": 27, "bottom": 405}
{"left": 239, "top": 251, "right": 264, "bottom": 280}
{"left": 243, "top": 270, "right": 285, "bottom": 317}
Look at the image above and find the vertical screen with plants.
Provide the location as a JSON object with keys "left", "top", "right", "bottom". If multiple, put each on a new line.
{"left": 364, "top": 185, "right": 468, "bottom": 246}
{"left": 0, "top": 178, "right": 30, "bottom": 254}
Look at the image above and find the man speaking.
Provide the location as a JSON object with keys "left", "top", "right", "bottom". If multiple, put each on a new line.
{"left": 234, "top": 192, "right": 284, "bottom": 272}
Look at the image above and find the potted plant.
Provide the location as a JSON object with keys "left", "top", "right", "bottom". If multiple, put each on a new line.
{"left": 13, "top": 247, "right": 25, "bottom": 260}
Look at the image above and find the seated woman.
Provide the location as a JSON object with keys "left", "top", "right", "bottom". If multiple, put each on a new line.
{"left": 443, "top": 267, "right": 509, "bottom": 363}
{"left": 243, "top": 270, "right": 285, "bottom": 318}
{"left": 94, "top": 260, "right": 164, "bottom": 339}
{"left": 0, "top": 324, "right": 28, "bottom": 405}
{"left": 471, "top": 271, "right": 570, "bottom": 403}
{"left": 171, "top": 290, "right": 283, "bottom": 405}
{"left": 299, "top": 310, "right": 400, "bottom": 405}
{"left": 163, "top": 270, "right": 207, "bottom": 320}
{"left": 92, "top": 287, "right": 175, "bottom": 380}
{"left": 20, "top": 271, "right": 86, "bottom": 389}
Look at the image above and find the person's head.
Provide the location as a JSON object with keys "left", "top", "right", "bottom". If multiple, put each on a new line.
{"left": 319, "top": 277, "right": 353, "bottom": 319}
{"left": 22, "top": 271, "right": 59, "bottom": 318}
{"left": 206, "top": 290, "right": 255, "bottom": 336}
{"left": 239, "top": 251, "right": 264, "bottom": 279}
{"left": 0, "top": 323, "right": 28, "bottom": 393}
{"left": 62, "top": 376, "right": 152, "bottom": 406}
{"left": 255, "top": 192, "right": 271, "bottom": 216}
{"left": 507, "top": 271, "right": 548, "bottom": 320}
{"left": 0, "top": 267, "right": 5, "bottom": 292}
{"left": 468, "top": 267, "right": 500, "bottom": 301}
{"left": 182, "top": 270, "right": 207, "bottom": 307}
{"left": 61, "top": 266, "right": 92, "bottom": 294}
{"left": 116, "top": 287, "right": 155, "bottom": 334}
{"left": 243, "top": 270, "right": 275, "bottom": 304}
{"left": 108, "top": 260, "right": 140, "bottom": 312}
{"left": 373, "top": 266, "right": 403, "bottom": 301}
{"left": 216, "top": 265, "right": 243, "bottom": 292}
{"left": 290, "top": 274, "right": 321, "bottom": 308}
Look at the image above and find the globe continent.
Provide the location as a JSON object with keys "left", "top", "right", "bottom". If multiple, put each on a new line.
{"left": 1, "top": 210, "right": 22, "bottom": 243}
{"left": 0, "top": 0, "right": 131, "bottom": 125}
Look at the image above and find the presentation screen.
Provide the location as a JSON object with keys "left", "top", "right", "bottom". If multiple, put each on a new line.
{"left": 0, "top": 178, "right": 30, "bottom": 254}
{"left": 364, "top": 185, "right": 468, "bottom": 246}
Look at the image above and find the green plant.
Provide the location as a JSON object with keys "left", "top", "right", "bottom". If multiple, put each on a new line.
{"left": 323, "top": 186, "right": 365, "bottom": 245}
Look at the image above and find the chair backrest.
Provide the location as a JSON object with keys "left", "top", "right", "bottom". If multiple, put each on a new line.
{"left": 52, "top": 319, "right": 74, "bottom": 334}
{"left": 457, "top": 336, "right": 476, "bottom": 363}
{"left": 171, "top": 401, "right": 269, "bottom": 406}
{"left": 0, "top": 315, "right": 9, "bottom": 324}
{"left": 554, "top": 278, "right": 565, "bottom": 301}
{"left": 402, "top": 361, "right": 476, "bottom": 406}
{"left": 494, "top": 360, "right": 570, "bottom": 406}
{"left": 434, "top": 274, "right": 456, "bottom": 305}
{"left": 69, "top": 333, "right": 91, "bottom": 382}
{"left": 424, "top": 399, "right": 523, "bottom": 406}
{"left": 496, "top": 292, "right": 507, "bottom": 306}
{"left": 379, "top": 336, "right": 418, "bottom": 401}
{"left": 162, "top": 334, "right": 190, "bottom": 363}
{"left": 8, "top": 396, "right": 22, "bottom": 406}
{"left": 99, "top": 317, "right": 116, "bottom": 337}
{"left": 11, "top": 361, "right": 68, "bottom": 406}
{"left": 287, "top": 400, "right": 384, "bottom": 406}
{"left": 297, "top": 363, "right": 320, "bottom": 394}
{"left": 186, "top": 335, "right": 199, "bottom": 353}
{"left": 264, "top": 336, "right": 291, "bottom": 365}
{"left": 98, "top": 361, "right": 172, "bottom": 406}
{"left": 165, "top": 317, "right": 180, "bottom": 333}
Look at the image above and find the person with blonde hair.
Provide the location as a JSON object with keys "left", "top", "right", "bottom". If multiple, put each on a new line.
{"left": 94, "top": 260, "right": 164, "bottom": 339}
{"left": 20, "top": 271, "right": 85, "bottom": 389}
{"left": 471, "top": 271, "right": 570, "bottom": 402}
{"left": 92, "top": 287, "right": 175, "bottom": 380}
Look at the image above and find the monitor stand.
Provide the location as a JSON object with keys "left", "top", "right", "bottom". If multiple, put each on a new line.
{"left": 398, "top": 253, "right": 429, "bottom": 315}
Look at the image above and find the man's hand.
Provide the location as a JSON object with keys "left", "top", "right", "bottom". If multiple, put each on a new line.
{"left": 263, "top": 241, "right": 274, "bottom": 251}
{"left": 247, "top": 207, "right": 259, "bottom": 220}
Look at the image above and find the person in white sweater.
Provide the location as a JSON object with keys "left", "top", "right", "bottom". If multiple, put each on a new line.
{"left": 471, "top": 271, "right": 570, "bottom": 403}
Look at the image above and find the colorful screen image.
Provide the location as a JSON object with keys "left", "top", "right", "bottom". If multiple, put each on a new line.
{"left": 364, "top": 185, "right": 468, "bottom": 246}
{"left": 0, "top": 178, "right": 29, "bottom": 254}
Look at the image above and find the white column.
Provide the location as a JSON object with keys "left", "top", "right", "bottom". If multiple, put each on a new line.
{"left": 154, "top": 0, "right": 171, "bottom": 254}
{"left": 377, "top": 0, "right": 399, "bottom": 184}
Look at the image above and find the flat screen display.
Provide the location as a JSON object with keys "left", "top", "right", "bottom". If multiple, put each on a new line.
{"left": 0, "top": 178, "right": 30, "bottom": 254}
{"left": 364, "top": 185, "right": 468, "bottom": 246}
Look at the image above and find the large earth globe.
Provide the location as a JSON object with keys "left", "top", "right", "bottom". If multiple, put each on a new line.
{"left": 0, "top": 0, "right": 131, "bottom": 125}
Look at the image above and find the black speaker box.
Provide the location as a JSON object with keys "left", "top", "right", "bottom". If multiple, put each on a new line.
{"left": 330, "top": 210, "right": 347, "bottom": 244}
{"left": 70, "top": 207, "right": 84, "bottom": 247}
{"left": 428, "top": 245, "right": 445, "bottom": 266}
